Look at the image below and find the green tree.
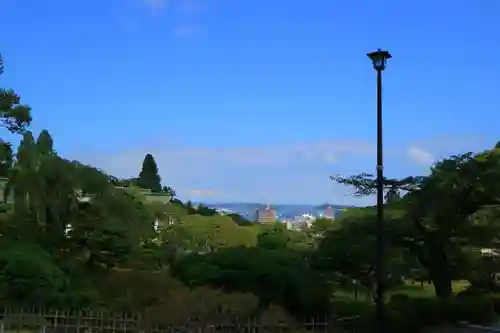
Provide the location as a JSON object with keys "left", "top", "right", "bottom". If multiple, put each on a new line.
{"left": 310, "top": 217, "right": 336, "bottom": 236}
{"left": 195, "top": 203, "right": 217, "bottom": 216}
{"left": 162, "top": 185, "right": 176, "bottom": 197}
{"left": 257, "top": 224, "right": 289, "bottom": 250}
{"left": 185, "top": 200, "right": 197, "bottom": 214}
{"left": 5, "top": 132, "right": 156, "bottom": 273}
{"left": 0, "top": 53, "right": 32, "bottom": 136}
{"left": 405, "top": 151, "right": 500, "bottom": 298}
{"left": 314, "top": 207, "right": 408, "bottom": 298}
{"left": 332, "top": 148, "right": 500, "bottom": 298}
{"left": 36, "top": 129, "right": 55, "bottom": 157}
{"left": 0, "top": 140, "right": 13, "bottom": 178}
{"left": 171, "top": 246, "right": 330, "bottom": 316}
{"left": 0, "top": 242, "right": 68, "bottom": 306}
{"left": 11, "top": 132, "right": 38, "bottom": 216}
{"left": 227, "top": 213, "right": 252, "bottom": 225}
{"left": 137, "top": 153, "right": 162, "bottom": 192}
{"left": 331, "top": 173, "right": 424, "bottom": 203}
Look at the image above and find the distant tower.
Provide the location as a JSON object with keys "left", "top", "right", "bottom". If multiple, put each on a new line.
{"left": 323, "top": 205, "right": 335, "bottom": 220}
{"left": 256, "top": 204, "right": 277, "bottom": 223}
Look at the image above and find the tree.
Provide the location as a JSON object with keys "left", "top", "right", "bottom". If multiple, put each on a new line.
{"left": 314, "top": 207, "right": 408, "bottom": 299}
{"left": 0, "top": 140, "right": 13, "bottom": 178}
{"left": 257, "top": 224, "right": 289, "bottom": 250}
{"left": 330, "top": 173, "right": 425, "bottom": 203}
{"left": 332, "top": 148, "right": 500, "bottom": 298}
{"left": 171, "top": 246, "right": 330, "bottom": 316}
{"left": 36, "top": 129, "right": 55, "bottom": 157}
{"left": 185, "top": 200, "right": 197, "bottom": 214}
{"left": 194, "top": 203, "right": 218, "bottom": 216}
{"left": 162, "top": 185, "right": 176, "bottom": 197}
{"left": 0, "top": 53, "right": 33, "bottom": 203}
{"left": 310, "top": 217, "right": 336, "bottom": 236}
{"left": 11, "top": 132, "right": 38, "bottom": 217}
{"left": 137, "top": 154, "right": 162, "bottom": 192}
{"left": 0, "top": 53, "right": 32, "bottom": 136}
{"left": 227, "top": 213, "right": 252, "bottom": 226}
{"left": 0, "top": 242, "right": 68, "bottom": 306}
{"left": 404, "top": 151, "right": 500, "bottom": 298}
{"left": 4, "top": 131, "right": 156, "bottom": 275}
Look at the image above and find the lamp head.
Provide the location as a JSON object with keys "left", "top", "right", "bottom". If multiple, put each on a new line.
{"left": 367, "top": 49, "right": 392, "bottom": 71}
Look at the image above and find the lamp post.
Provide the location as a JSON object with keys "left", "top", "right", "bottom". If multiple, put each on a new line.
{"left": 367, "top": 48, "right": 392, "bottom": 333}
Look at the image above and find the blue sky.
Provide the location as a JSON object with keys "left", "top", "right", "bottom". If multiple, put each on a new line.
{"left": 1, "top": 0, "right": 499, "bottom": 205}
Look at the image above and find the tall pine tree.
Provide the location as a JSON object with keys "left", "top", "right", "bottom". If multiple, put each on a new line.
{"left": 36, "top": 129, "right": 55, "bottom": 156}
{"left": 137, "top": 154, "right": 162, "bottom": 192}
{"left": 13, "top": 131, "right": 37, "bottom": 214}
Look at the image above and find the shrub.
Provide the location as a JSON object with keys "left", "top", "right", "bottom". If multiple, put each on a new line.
{"left": 387, "top": 295, "right": 443, "bottom": 332}
{"left": 0, "top": 242, "right": 68, "bottom": 307}
{"left": 99, "top": 269, "right": 175, "bottom": 311}
{"left": 443, "top": 295, "right": 497, "bottom": 325}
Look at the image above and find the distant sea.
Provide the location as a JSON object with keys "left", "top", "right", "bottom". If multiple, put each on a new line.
{"left": 207, "top": 203, "right": 354, "bottom": 220}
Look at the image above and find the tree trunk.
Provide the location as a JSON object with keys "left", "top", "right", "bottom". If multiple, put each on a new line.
{"left": 431, "top": 271, "right": 452, "bottom": 298}
{"left": 428, "top": 245, "right": 453, "bottom": 299}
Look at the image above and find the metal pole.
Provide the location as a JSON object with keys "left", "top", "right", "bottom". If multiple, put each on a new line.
{"left": 375, "top": 68, "right": 385, "bottom": 333}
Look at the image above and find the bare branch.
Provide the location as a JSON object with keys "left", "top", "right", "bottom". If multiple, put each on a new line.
{"left": 330, "top": 173, "right": 426, "bottom": 197}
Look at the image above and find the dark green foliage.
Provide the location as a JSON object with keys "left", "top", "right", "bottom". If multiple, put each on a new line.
{"left": 0, "top": 140, "right": 12, "bottom": 178}
{"left": 257, "top": 224, "right": 289, "bottom": 250}
{"left": 194, "top": 203, "right": 217, "bottom": 216}
{"left": 0, "top": 242, "right": 68, "bottom": 306}
{"left": 161, "top": 185, "right": 176, "bottom": 196}
{"left": 179, "top": 200, "right": 219, "bottom": 216}
{"left": 228, "top": 213, "right": 252, "bottom": 225}
{"left": 36, "top": 129, "right": 55, "bottom": 156}
{"left": 0, "top": 89, "right": 32, "bottom": 134}
{"left": 185, "top": 200, "right": 196, "bottom": 214}
{"left": 137, "top": 153, "right": 162, "bottom": 192}
{"left": 171, "top": 247, "right": 330, "bottom": 316}
{"left": 331, "top": 147, "right": 500, "bottom": 299}
{"left": 0, "top": 55, "right": 32, "bottom": 135}
{"left": 98, "top": 270, "right": 173, "bottom": 311}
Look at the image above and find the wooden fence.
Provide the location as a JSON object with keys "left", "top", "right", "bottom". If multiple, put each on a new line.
{"left": 0, "top": 308, "right": 359, "bottom": 333}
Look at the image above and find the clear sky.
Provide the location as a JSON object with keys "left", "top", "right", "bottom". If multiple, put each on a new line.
{"left": 1, "top": 0, "right": 499, "bottom": 205}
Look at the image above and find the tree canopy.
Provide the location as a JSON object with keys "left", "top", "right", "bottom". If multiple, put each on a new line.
{"left": 138, "top": 153, "right": 162, "bottom": 192}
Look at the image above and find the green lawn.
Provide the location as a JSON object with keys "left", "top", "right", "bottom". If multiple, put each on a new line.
{"left": 334, "top": 280, "right": 470, "bottom": 301}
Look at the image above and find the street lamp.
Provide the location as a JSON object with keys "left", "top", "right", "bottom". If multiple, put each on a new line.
{"left": 367, "top": 48, "right": 392, "bottom": 333}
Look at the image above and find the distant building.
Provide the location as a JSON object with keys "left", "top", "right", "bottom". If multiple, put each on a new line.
{"left": 295, "top": 213, "right": 315, "bottom": 229}
{"left": 255, "top": 205, "right": 277, "bottom": 223}
{"left": 322, "top": 205, "right": 335, "bottom": 220}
